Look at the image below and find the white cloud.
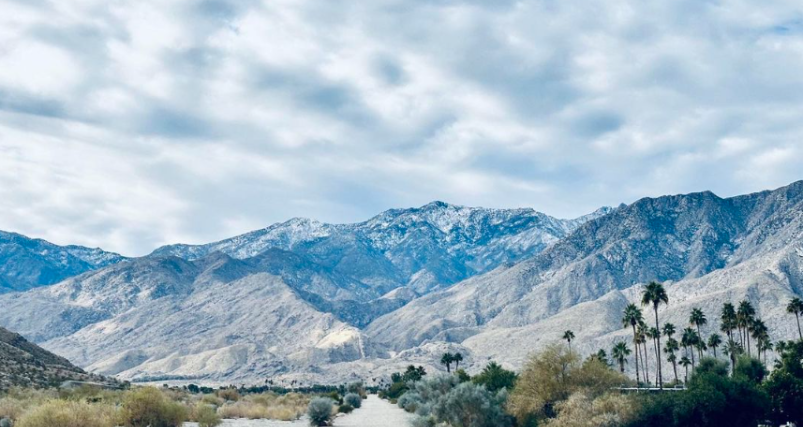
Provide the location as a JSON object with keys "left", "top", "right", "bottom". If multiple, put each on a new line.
{"left": 1, "top": 0, "right": 802, "bottom": 255}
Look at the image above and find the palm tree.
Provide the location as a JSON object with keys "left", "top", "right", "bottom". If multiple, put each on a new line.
{"left": 787, "top": 297, "right": 803, "bottom": 341}
{"left": 664, "top": 337, "right": 680, "bottom": 384}
{"left": 723, "top": 340, "right": 743, "bottom": 374}
{"left": 666, "top": 353, "right": 678, "bottom": 385}
{"left": 453, "top": 352, "right": 463, "bottom": 370}
{"left": 622, "top": 304, "right": 644, "bottom": 386}
{"left": 647, "top": 327, "right": 660, "bottom": 385}
{"left": 720, "top": 303, "right": 737, "bottom": 340}
{"left": 440, "top": 353, "right": 454, "bottom": 373}
{"left": 737, "top": 300, "right": 756, "bottom": 355}
{"left": 637, "top": 322, "right": 650, "bottom": 386}
{"left": 707, "top": 333, "right": 722, "bottom": 358}
{"left": 642, "top": 281, "right": 669, "bottom": 388}
{"left": 563, "top": 330, "right": 575, "bottom": 350}
{"left": 689, "top": 308, "right": 707, "bottom": 358}
{"left": 662, "top": 323, "right": 676, "bottom": 340}
{"left": 612, "top": 341, "right": 631, "bottom": 373}
{"left": 681, "top": 327, "right": 698, "bottom": 368}
{"left": 679, "top": 356, "right": 692, "bottom": 384}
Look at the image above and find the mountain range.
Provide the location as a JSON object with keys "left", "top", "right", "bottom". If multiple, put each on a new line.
{"left": 0, "top": 183, "right": 802, "bottom": 385}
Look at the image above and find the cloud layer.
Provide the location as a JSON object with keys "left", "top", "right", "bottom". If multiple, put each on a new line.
{"left": 1, "top": 0, "right": 802, "bottom": 255}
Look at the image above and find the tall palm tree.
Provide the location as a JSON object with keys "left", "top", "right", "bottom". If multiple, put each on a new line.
{"left": 637, "top": 322, "right": 650, "bottom": 385}
{"left": 612, "top": 341, "right": 631, "bottom": 373}
{"left": 679, "top": 356, "right": 692, "bottom": 384}
{"left": 720, "top": 303, "right": 737, "bottom": 343}
{"left": 681, "top": 327, "right": 698, "bottom": 368}
{"left": 642, "top": 281, "right": 669, "bottom": 388}
{"left": 787, "top": 297, "right": 803, "bottom": 341}
{"left": 723, "top": 340, "right": 743, "bottom": 374}
{"left": 707, "top": 333, "right": 722, "bottom": 358}
{"left": 662, "top": 323, "right": 676, "bottom": 340}
{"left": 563, "top": 330, "right": 575, "bottom": 350}
{"left": 737, "top": 300, "right": 756, "bottom": 355}
{"left": 750, "top": 319, "right": 769, "bottom": 361}
{"left": 622, "top": 304, "right": 644, "bottom": 386}
{"left": 647, "top": 327, "right": 660, "bottom": 384}
{"left": 440, "top": 353, "right": 453, "bottom": 373}
{"left": 453, "top": 352, "right": 463, "bottom": 370}
{"left": 664, "top": 337, "right": 680, "bottom": 384}
{"left": 689, "top": 307, "right": 707, "bottom": 357}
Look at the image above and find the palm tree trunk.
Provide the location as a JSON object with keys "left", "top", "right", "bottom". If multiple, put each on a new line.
{"left": 690, "top": 346, "right": 696, "bottom": 368}
{"left": 672, "top": 360, "right": 678, "bottom": 384}
{"left": 713, "top": 347, "right": 717, "bottom": 358}
{"left": 796, "top": 313, "right": 802, "bottom": 341}
{"left": 653, "top": 338, "right": 659, "bottom": 386}
{"left": 641, "top": 342, "right": 649, "bottom": 386}
{"left": 631, "top": 326, "right": 640, "bottom": 387}
{"left": 746, "top": 333, "right": 751, "bottom": 357}
{"left": 654, "top": 307, "right": 663, "bottom": 388}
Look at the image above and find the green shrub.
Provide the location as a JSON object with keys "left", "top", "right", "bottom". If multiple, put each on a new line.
{"left": 338, "top": 404, "right": 354, "bottom": 414}
{"left": 120, "top": 387, "right": 188, "bottom": 427}
{"left": 472, "top": 362, "right": 518, "bottom": 392}
{"left": 307, "top": 397, "right": 334, "bottom": 426}
{"left": 344, "top": 393, "right": 361, "bottom": 409}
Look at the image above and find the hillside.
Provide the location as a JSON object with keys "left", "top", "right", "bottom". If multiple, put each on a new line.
{"left": 0, "top": 326, "right": 105, "bottom": 390}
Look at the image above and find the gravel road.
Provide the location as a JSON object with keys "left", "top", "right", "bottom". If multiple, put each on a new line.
{"left": 184, "top": 395, "right": 413, "bottom": 427}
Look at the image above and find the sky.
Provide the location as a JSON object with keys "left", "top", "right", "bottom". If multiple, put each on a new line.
{"left": 1, "top": 0, "right": 803, "bottom": 256}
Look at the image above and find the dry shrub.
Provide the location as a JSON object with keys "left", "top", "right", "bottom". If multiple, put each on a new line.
{"left": 0, "top": 388, "right": 56, "bottom": 420}
{"left": 542, "top": 392, "right": 637, "bottom": 427}
{"left": 189, "top": 403, "right": 221, "bottom": 427}
{"left": 217, "top": 392, "right": 308, "bottom": 421}
{"left": 216, "top": 388, "right": 240, "bottom": 402}
{"left": 508, "top": 344, "right": 628, "bottom": 423}
{"left": 120, "top": 387, "right": 188, "bottom": 427}
{"left": 15, "top": 400, "right": 119, "bottom": 427}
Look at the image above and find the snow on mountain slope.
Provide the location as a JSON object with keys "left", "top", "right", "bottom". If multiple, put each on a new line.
{"left": 152, "top": 202, "right": 612, "bottom": 296}
{"left": 0, "top": 231, "right": 125, "bottom": 293}
{"left": 366, "top": 181, "right": 803, "bottom": 352}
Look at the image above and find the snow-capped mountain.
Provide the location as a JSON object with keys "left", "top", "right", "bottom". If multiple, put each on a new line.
{"left": 0, "top": 231, "right": 125, "bottom": 293}
{"left": 2, "top": 185, "right": 802, "bottom": 385}
{"left": 153, "top": 202, "right": 613, "bottom": 296}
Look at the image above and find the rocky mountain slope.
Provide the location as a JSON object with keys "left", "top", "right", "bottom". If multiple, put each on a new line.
{"left": 0, "top": 231, "right": 125, "bottom": 293}
{"left": 366, "top": 182, "right": 803, "bottom": 372}
{"left": 1, "top": 185, "right": 802, "bottom": 384}
{"left": 0, "top": 326, "right": 108, "bottom": 390}
{"left": 153, "top": 202, "right": 612, "bottom": 296}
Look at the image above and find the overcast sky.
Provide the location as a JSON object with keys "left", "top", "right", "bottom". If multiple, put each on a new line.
{"left": 1, "top": 0, "right": 802, "bottom": 256}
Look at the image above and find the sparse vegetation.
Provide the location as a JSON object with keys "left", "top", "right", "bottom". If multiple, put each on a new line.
{"left": 306, "top": 397, "right": 335, "bottom": 426}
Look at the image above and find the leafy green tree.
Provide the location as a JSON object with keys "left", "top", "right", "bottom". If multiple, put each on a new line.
{"left": 634, "top": 357, "right": 769, "bottom": 427}
{"left": 403, "top": 365, "right": 427, "bottom": 382}
{"left": 472, "top": 362, "right": 518, "bottom": 392}
{"left": 764, "top": 340, "right": 803, "bottom": 426}
{"left": 642, "top": 281, "right": 669, "bottom": 388}
{"left": 787, "top": 297, "right": 803, "bottom": 341}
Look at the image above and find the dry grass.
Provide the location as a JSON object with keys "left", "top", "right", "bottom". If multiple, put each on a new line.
{"left": 218, "top": 392, "right": 309, "bottom": 421}
{"left": 14, "top": 400, "right": 119, "bottom": 427}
